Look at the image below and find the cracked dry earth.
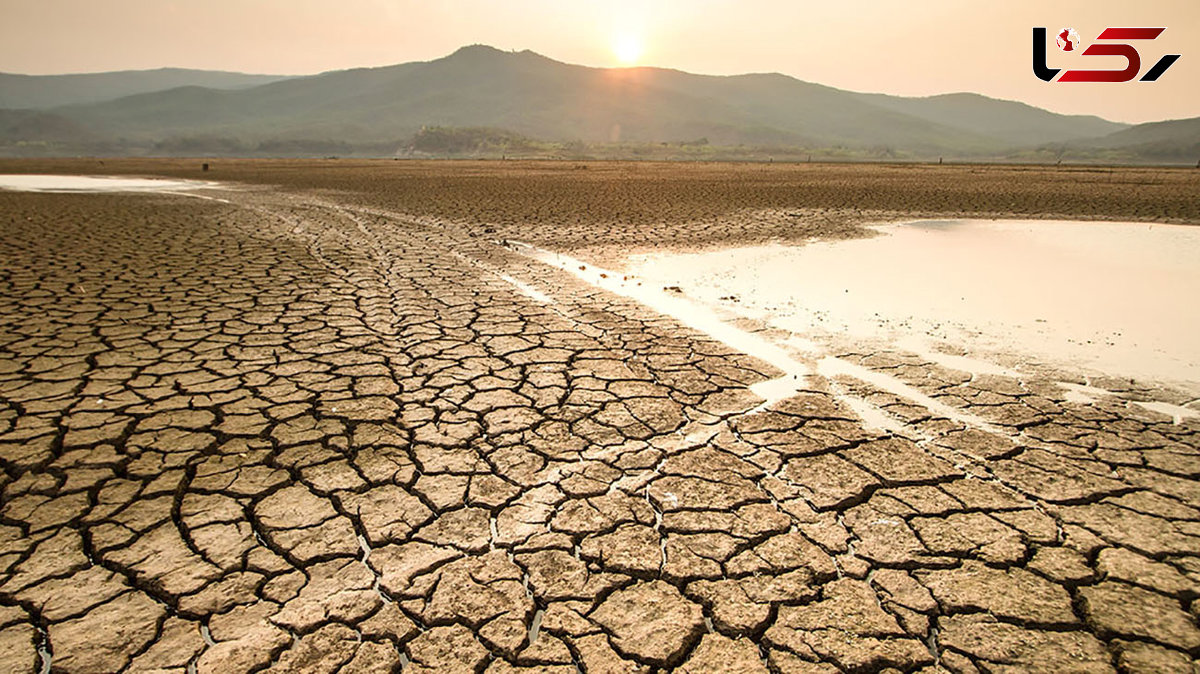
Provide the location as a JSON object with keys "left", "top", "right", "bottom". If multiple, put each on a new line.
{"left": 1, "top": 185, "right": 1198, "bottom": 674}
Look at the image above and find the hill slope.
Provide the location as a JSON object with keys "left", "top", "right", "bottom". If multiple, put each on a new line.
{"left": 852, "top": 92, "right": 1125, "bottom": 146}
{"left": 1069, "top": 117, "right": 1200, "bottom": 162}
{"left": 0, "top": 68, "right": 291, "bottom": 109}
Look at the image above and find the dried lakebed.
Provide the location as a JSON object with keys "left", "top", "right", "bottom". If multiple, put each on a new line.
{"left": 0, "top": 182, "right": 1198, "bottom": 673}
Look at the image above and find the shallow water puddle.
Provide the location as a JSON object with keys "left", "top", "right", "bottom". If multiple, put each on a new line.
{"left": 0, "top": 174, "right": 222, "bottom": 197}
{"left": 627, "top": 219, "right": 1200, "bottom": 393}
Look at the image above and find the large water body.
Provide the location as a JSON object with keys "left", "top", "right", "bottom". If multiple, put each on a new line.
{"left": 627, "top": 219, "right": 1200, "bottom": 392}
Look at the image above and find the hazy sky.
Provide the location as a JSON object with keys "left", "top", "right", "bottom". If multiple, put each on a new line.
{"left": 1, "top": 0, "right": 1195, "bottom": 123}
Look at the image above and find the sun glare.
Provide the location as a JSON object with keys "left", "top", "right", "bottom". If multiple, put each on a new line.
{"left": 612, "top": 33, "right": 644, "bottom": 66}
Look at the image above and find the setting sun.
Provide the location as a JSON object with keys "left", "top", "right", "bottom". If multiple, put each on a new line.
{"left": 612, "top": 32, "right": 644, "bottom": 65}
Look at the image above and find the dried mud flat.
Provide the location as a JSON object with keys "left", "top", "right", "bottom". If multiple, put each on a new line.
{"left": 1, "top": 159, "right": 1199, "bottom": 673}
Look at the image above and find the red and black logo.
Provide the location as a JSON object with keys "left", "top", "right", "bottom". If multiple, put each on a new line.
{"left": 1033, "top": 27, "right": 1180, "bottom": 82}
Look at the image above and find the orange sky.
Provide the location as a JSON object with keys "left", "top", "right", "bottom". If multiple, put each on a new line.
{"left": 0, "top": 0, "right": 1195, "bottom": 123}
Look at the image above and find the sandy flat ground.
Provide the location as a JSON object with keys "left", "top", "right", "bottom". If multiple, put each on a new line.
{"left": 0, "top": 160, "right": 1198, "bottom": 673}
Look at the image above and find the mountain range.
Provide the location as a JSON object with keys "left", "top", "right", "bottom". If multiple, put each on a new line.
{"left": 0, "top": 68, "right": 291, "bottom": 110}
{"left": 1, "top": 45, "right": 1195, "bottom": 162}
